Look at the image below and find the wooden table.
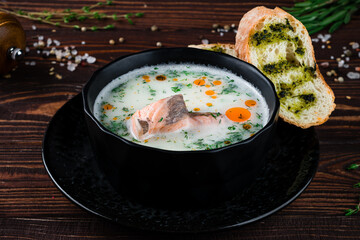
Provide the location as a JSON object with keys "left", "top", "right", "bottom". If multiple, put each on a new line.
{"left": 1, "top": 0, "right": 359, "bottom": 239}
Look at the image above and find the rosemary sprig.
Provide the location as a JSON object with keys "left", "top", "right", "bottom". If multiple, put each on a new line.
{"left": 344, "top": 163, "right": 360, "bottom": 216}
{"left": 344, "top": 201, "right": 360, "bottom": 216}
{"left": 0, "top": 0, "right": 144, "bottom": 31}
{"left": 283, "top": 0, "right": 360, "bottom": 35}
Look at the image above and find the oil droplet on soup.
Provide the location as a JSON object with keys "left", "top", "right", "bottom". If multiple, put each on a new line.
{"left": 94, "top": 63, "right": 269, "bottom": 151}
{"left": 156, "top": 75, "right": 166, "bottom": 81}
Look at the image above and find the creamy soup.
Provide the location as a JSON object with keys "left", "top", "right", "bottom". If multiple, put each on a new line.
{"left": 94, "top": 63, "right": 269, "bottom": 151}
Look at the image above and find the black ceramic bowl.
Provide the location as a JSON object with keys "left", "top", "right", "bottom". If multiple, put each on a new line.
{"left": 82, "top": 48, "right": 279, "bottom": 208}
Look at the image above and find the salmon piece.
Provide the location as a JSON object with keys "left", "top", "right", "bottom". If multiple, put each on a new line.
{"left": 130, "top": 94, "right": 223, "bottom": 140}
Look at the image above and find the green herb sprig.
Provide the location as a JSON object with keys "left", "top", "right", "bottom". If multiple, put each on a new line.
{"left": 0, "top": 1, "right": 144, "bottom": 31}
{"left": 344, "top": 162, "right": 360, "bottom": 216}
{"left": 283, "top": 0, "right": 360, "bottom": 35}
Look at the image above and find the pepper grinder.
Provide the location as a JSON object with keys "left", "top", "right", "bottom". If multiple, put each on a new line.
{"left": 0, "top": 12, "right": 26, "bottom": 75}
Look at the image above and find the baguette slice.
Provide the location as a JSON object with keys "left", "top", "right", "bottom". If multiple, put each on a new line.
{"left": 235, "top": 6, "right": 335, "bottom": 128}
{"left": 188, "top": 43, "right": 237, "bottom": 57}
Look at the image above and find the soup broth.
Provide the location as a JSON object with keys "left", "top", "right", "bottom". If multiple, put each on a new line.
{"left": 94, "top": 63, "right": 269, "bottom": 151}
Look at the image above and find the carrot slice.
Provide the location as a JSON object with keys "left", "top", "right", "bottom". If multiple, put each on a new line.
{"left": 225, "top": 107, "right": 251, "bottom": 122}
{"left": 245, "top": 100, "right": 257, "bottom": 107}
{"left": 194, "top": 79, "right": 205, "bottom": 86}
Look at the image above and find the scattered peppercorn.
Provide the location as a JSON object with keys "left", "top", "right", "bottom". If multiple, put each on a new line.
{"left": 55, "top": 73, "right": 62, "bottom": 80}
{"left": 151, "top": 25, "right": 158, "bottom": 31}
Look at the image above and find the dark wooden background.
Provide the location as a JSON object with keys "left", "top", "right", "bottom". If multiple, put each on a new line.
{"left": 1, "top": 0, "right": 359, "bottom": 239}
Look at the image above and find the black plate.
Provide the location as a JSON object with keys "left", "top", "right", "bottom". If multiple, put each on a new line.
{"left": 42, "top": 94, "right": 319, "bottom": 233}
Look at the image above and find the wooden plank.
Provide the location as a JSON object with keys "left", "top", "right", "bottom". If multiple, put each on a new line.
{"left": 0, "top": 0, "right": 360, "bottom": 238}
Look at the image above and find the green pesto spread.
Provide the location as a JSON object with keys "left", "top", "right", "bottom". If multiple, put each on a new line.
{"left": 262, "top": 61, "right": 317, "bottom": 116}
{"left": 250, "top": 18, "right": 305, "bottom": 57}
{"left": 204, "top": 45, "right": 225, "bottom": 53}
{"left": 285, "top": 93, "right": 316, "bottom": 115}
{"left": 249, "top": 18, "right": 318, "bottom": 117}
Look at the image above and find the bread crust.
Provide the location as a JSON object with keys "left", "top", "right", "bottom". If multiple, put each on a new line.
{"left": 188, "top": 43, "right": 237, "bottom": 57}
{"left": 235, "top": 6, "right": 335, "bottom": 128}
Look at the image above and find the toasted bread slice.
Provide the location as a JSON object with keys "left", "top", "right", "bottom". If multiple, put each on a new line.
{"left": 188, "top": 43, "right": 237, "bottom": 57}
{"left": 235, "top": 6, "right": 335, "bottom": 128}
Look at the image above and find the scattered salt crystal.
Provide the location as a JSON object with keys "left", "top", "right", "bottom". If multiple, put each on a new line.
{"left": 25, "top": 61, "right": 30, "bottom": 65}
{"left": 316, "top": 33, "right": 331, "bottom": 43}
{"left": 343, "top": 64, "right": 349, "bottom": 68}
{"left": 32, "top": 25, "right": 37, "bottom": 30}
{"left": 53, "top": 39, "right": 61, "bottom": 46}
{"left": 343, "top": 46, "right": 347, "bottom": 50}
{"left": 29, "top": 61, "right": 36, "bottom": 66}
{"left": 320, "top": 62, "right": 329, "bottom": 68}
{"left": 59, "top": 63, "right": 65, "bottom": 67}
{"left": 42, "top": 50, "right": 50, "bottom": 56}
{"left": 51, "top": 61, "right": 57, "bottom": 64}
{"left": 75, "top": 55, "right": 82, "bottom": 63}
{"left": 347, "top": 72, "right": 360, "bottom": 79}
{"left": 47, "top": 38, "right": 52, "bottom": 47}
{"left": 71, "top": 45, "right": 75, "bottom": 49}
{"left": 338, "top": 60, "right": 345, "bottom": 68}
{"left": 38, "top": 40, "right": 45, "bottom": 48}
{"left": 322, "top": 34, "right": 331, "bottom": 42}
{"left": 358, "top": 52, "right": 360, "bottom": 58}
{"left": 81, "top": 41, "right": 86, "bottom": 45}
{"left": 87, "top": 56, "right": 96, "bottom": 64}
{"left": 36, "top": 50, "right": 41, "bottom": 54}
{"left": 67, "top": 63, "right": 77, "bottom": 72}
{"left": 25, "top": 47, "right": 30, "bottom": 53}
{"left": 312, "top": 38, "right": 319, "bottom": 43}
{"left": 82, "top": 53, "right": 89, "bottom": 60}
{"left": 62, "top": 50, "right": 70, "bottom": 57}
{"left": 38, "top": 35, "right": 44, "bottom": 41}
{"left": 201, "top": 39, "right": 209, "bottom": 45}
{"left": 33, "top": 42, "right": 38, "bottom": 48}
{"left": 71, "top": 49, "right": 78, "bottom": 55}
{"left": 55, "top": 50, "right": 62, "bottom": 61}
{"left": 345, "top": 57, "right": 350, "bottom": 62}
{"left": 220, "top": 32, "right": 224, "bottom": 37}
{"left": 233, "top": 29, "right": 237, "bottom": 33}
{"left": 321, "top": 45, "right": 325, "bottom": 49}
{"left": 330, "top": 56, "right": 334, "bottom": 60}
{"left": 352, "top": 42, "right": 359, "bottom": 49}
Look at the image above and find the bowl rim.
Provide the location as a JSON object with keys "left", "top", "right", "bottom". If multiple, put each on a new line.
{"left": 82, "top": 47, "right": 280, "bottom": 154}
